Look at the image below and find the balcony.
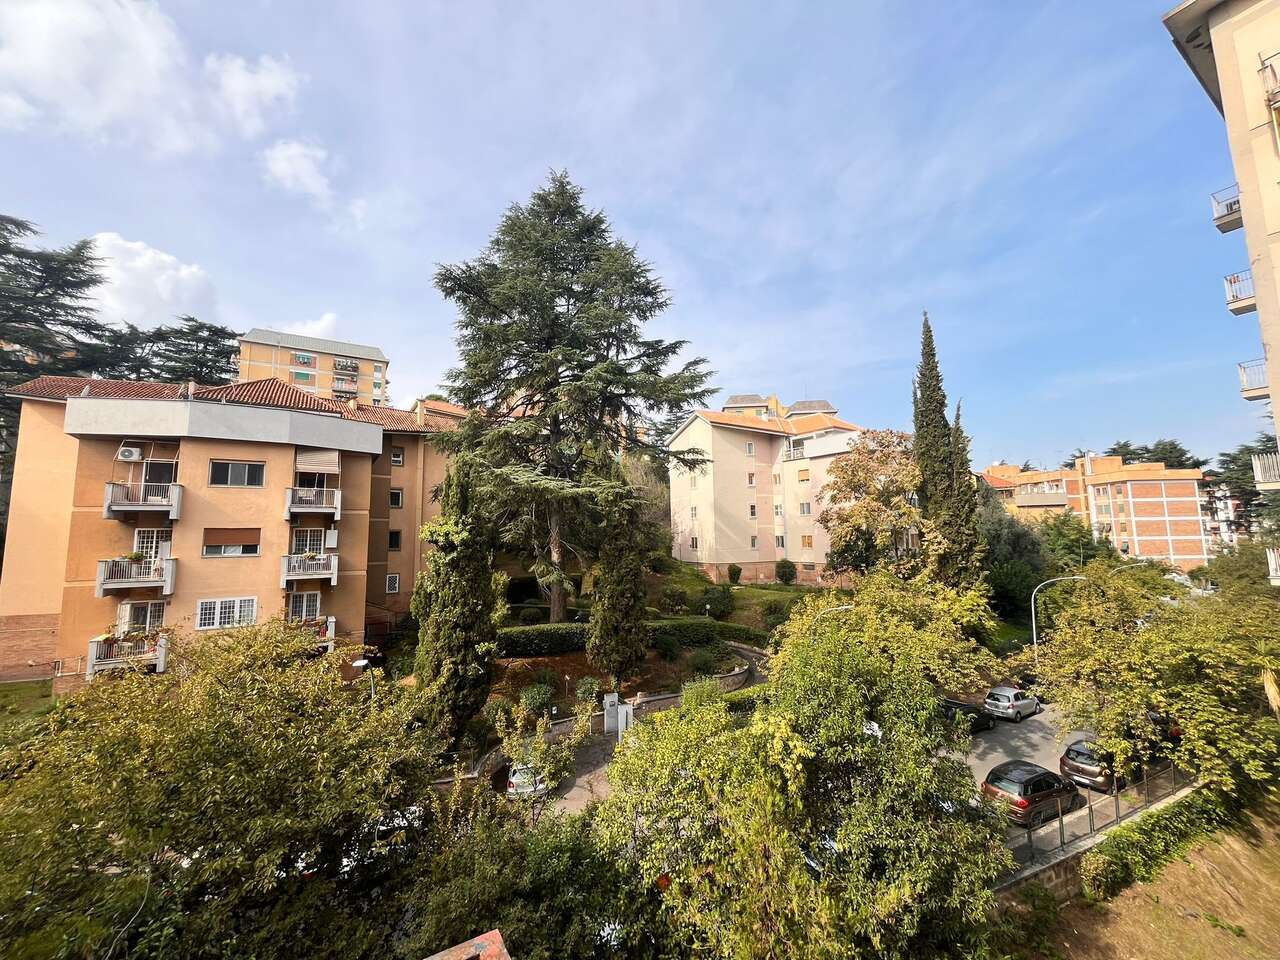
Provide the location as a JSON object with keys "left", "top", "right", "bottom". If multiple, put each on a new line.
{"left": 1253, "top": 451, "right": 1280, "bottom": 492}
{"left": 1013, "top": 490, "right": 1068, "bottom": 508}
{"left": 86, "top": 632, "right": 169, "bottom": 679}
{"left": 95, "top": 558, "right": 176, "bottom": 597}
{"left": 1268, "top": 547, "right": 1280, "bottom": 587}
{"left": 280, "top": 553, "right": 339, "bottom": 588}
{"left": 293, "top": 615, "right": 338, "bottom": 652}
{"left": 1211, "top": 184, "right": 1243, "bottom": 233}
{"left": 103, "top": 481, "right": 183, "bottom": 520}
{"left": 283, "top": 486, "right": 341, "bottom": 520}
{"left": 782, "top": 446, "right": 807, "bottom": 462}
{"left": 333, "top": 358, "right": 360, "bottom": 374}
{"left": 1239, "top": 358, "right": 1269, "bottom": 400}
{"left": 1262, "top": 53, "right": 1280, "bottom": 105}
{"left": 1225, "top": 270, "right": 1257, "bottom": 314}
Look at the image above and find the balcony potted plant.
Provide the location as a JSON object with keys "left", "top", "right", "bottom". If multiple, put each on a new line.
{"left": 119, "top": 550, "right": 145, "bottom": 563}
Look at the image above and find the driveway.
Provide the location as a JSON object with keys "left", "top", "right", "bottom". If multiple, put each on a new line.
{"left": 964, "top": 704, "right": 1090, "bottom": 784}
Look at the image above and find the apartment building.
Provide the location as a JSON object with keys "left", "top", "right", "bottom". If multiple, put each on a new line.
{"left": 668, "top": 394, "right": 862, "bottom": 583}
{"left": 983, "top": 456, "right": 1212, "bottom": 570}
{"left": 1165, "top": 0, "right": 1280, "bottom": 581}
{"left": 237, "top": 328, "right": 390, "bottom": 405}
{"left": 0, "top": 376, "right": 463, "bottom": 690}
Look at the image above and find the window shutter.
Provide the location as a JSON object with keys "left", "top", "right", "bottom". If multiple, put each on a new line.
{"left": 203, "top": 527, "right": 261, "bottom": 546}
{"left": 295, "top": 448, "right": 341, "bottom": 473}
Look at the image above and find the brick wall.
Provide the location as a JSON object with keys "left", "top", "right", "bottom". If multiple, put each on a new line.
{"left": 0, "top": 613, "right": 59, "bottom": 681}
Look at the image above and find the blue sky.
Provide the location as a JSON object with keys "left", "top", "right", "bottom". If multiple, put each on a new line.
{"left": 0, "top": 1, "right": 1268, "bottom": 469}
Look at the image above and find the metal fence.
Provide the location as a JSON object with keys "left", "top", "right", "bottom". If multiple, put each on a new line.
{"left": 1005, "top": 762, "right": 1191, "bottom": 867}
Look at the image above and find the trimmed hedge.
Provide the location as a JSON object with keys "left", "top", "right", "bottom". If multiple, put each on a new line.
{"left": 496, "top": 617, "right": 767, "bottom": 658}
{"left": 1079, "top": 788, "right": 1242, "bottom": 901}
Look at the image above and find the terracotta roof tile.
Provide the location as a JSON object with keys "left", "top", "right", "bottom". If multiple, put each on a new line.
{"left": 5, "top": 376, "right": 186, "bottom": 401}
{"left": 693, "top": 409, "right": 862, "bottom": 436}
{"left": 192, "top": 379, "right": 341, "bottom": 413}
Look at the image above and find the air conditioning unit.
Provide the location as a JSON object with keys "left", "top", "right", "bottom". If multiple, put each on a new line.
{"left": 116, "top": 446, "right": 144, "bottom": 463}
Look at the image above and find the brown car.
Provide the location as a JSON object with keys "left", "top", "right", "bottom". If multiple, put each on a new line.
{"left": 981, "top": 760, "right": 1083, "bottom": 827}
{"left": 1059, "top": 739, "right": 1127, "bottom": 793}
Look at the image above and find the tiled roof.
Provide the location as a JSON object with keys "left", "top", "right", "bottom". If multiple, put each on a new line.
{"left": 786, "top": 399, "right": 837, "bottom": 414}
{"left": 723, "top": 393, "right": 768, "bottom": 407}
{"left": 980, "top": 472, "right": 1016, "bottom": 489}
{"left": 239, "top": 327, "right": 389, "bottom": 362}
{"left": 418, "top": 397, "right": 470, "bottom": 418}
{"left": 193, "top": 379, "right": 342, "bottom": 413}
{"left": 341, "top": 401, "right": 460, "bottom": 434}
{"left": 692, "top": 409, "right": 862, "bottom": 436}
{"left": 6, "top": 376, "right": 187, "bottom": 401}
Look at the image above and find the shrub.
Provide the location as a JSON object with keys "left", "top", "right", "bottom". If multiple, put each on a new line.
{"left": 654, "top": 633, "right": 681, "bottom": 662}
{"left": 532, "top": 667, "right": 560, "bottom": 689}
{"left": 481, "top": 696, "right": 514, "bottom": 729}
{"left": 699, "top": 585, "right": 734, "bottom": 620}
{"left": 760, "top": 596, "right": 795, "bottom": 631}
{"left": 519, "top": 683, "right": 554, "bottom": 718}
{"left": 688, "top": 646, "right": 722, "bottom": 676}
{"left": 727, "top": 563, "right": 742, "bottom": 585}
{"left": 681, "top": 678, "right": 724, "bottom": 709}
{"left": 647, "top": 618, "right": 767, "bottom": 650}
{"left": 660, "top": 586, "right": 688, "bottom": 613}
{"left": 497, "top": 623, "right": 589, "bottom": 657}
{"left": 575, "top": 676, "right": 601, "bottom": 705}
{"left": 518, "top": 606, "right": 547, "bottom": 625}
{"left": 1079, "top": 788, "right": 1242, "bottom": 901}
{"left": 775, "top": 558, "right": 797, "bottom": 584}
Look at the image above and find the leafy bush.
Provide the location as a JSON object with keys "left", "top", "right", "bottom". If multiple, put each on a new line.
{"left": 681, "top": 677, "right": 725, "bottom": 709}
{"left": 1079, "top": 788, "right": 1242, "bottom": 901}
{"left": 647, "top": 618, "right": 766, "bottom": 649}
{"left": 654, "top": 633, "right": 681, "bottom": 661}
{"left": 775, "top": 558, "right": 797, "bottom": 584}
{"left": 699, "top": 584, "right": 734, "bottom": 620}
{"left": 519, "top": 683, "right": 554, "bottom": 718}
{"left": 532, "top": 667, "right": 560, "bottom": 689}
{"left": 660, "top": 586, "right": 688, "bottom": 613}
{"left": 727, "top": 563, "right": 742, "bottom": 585}
{"left": 481, "top": 696, "right": 514, "bottom": 729}
{"left": 760, "top": 596, "right": 796, "bottom": 631}
{"left": 575, "top": 676, "right": 601, "bottom": 705}
{"left": 518, "top": 606, "right": 547, "bottom": 625}
{"left": 497, "top": 623, "right": 589, "bottom": 657}
{"left": 688, "top": 641, "right": 731, "bottom": 676}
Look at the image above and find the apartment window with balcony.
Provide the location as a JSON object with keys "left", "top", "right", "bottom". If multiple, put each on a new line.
{"left": 799, "top": 502, "right": 811, "bottom": 516}
{"left": 690, "top": 506, "right": 697, "bottom": 519}
{"left": 288, "top": 591, "right": 321, "bottom": 621}
{"left": 690, "top": 536, "right": 698, "bottom": 549}
{"left": 123, "top": 600, "right": 166, "bottom": 633}
{"left": 294, "top": 353, "right": 314, "bottom": 366}
{"left": 135, "top": 527, "right": 172, "bottom": 558}
{"left": 775, "top": 535, "right": 785, "bottom": 548}
{"left": 798, "top": 469, "right": 810, "bottom": 482}
{"left": 391, "top": 446, "right": 405, "bottom": 466}
{"left": 749, "top": 504, "right": 757, "bottom": 518}
{"left": 389, "top": 488, "right": 404, "bottom": 508}
{"left": 202, "top": 528, "right": 261, "bottom": 557}
{"left": 774, "top": 503, "right": 783, "bottom": 518}
{"left": 196, "top": 597, "right": 257, "bottom": 629}
{"left": 747, "top": 472, "right": 756, "bottom": 487}
{"left": 746, "top": 441, "right": 755, "bottom": 456}
{"left": 801, "top": 535, "right": 814, "bottom": 548}
{"left": 292, "top": 528, "right": 325, "bottom": 555}
{"left": 386, "top": 574, "right": 400, "bottom": 594}
{"left": 209, "top": 460, "right": 265, "bottom": 487}
{"left": 292, "top": 371, "right": 315, "bottom": 385}
{"left": 389, "top": 530, "right": 402, "bottom": 551}
{"left": 751, "top": 535, "right": 758, "bottom": 549}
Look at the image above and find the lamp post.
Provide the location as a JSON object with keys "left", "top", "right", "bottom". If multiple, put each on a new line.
{"left": 1029, "top": 577, "right": 1085, "bottom": 669}
{"left": 811, "top": 603, "right": 859, "bottom": 638}
{"left": 352, "top": 657, "right": 376, "bottom": 707}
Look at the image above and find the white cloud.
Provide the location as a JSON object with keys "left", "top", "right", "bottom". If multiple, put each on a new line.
{"left": 282, "top": 311, "right": 340, "bottom": 338}
{"left": 204, "top": 52, "right": 302, "bottom": 138}
{"left": 262, "top": 139, "right": 333, "bottom": 208}
{"left": 91, "top": 232, "right": 218, "bottom": 328}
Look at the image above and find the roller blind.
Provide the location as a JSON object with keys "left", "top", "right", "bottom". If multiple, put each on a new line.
{"left": 203, "top": 527, "right": 261, "bottom": 546}
{"left": 295, "top": 448, "right": 341, "bottom": 473}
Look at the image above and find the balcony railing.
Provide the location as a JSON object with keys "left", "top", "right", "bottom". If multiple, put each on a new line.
{"left": 280, "top": 553, "right": 339, "bottom": 587}
{"left": 782, "top": 447, "right": 806, "bottom": 461}
{"left": 1262, "top": 53, "right": 1280, "bottom": 102}
{"left": 1211, "top": 184, "right": 1243, "bottom": 232}
{"left": 95, "top": 558, "right": 176, "bottom": 597}
{"left": 284, "top": 486, "right": 341, "bottom": 519}
{"left": 1267, "top": 547, "right": 1280, "bottom": 587}
{"left": 1239, "top": 358, "right": 1268, "bottom": 394}
{"left": 86, "top": 632, "right": 169, "bottom": 679}
{"left": 1253, "top": 451, "right": 1280, "bottom": 490}
{"left": 1224, "top": 270, "right": 1257, "bottom": 313}
{"left": 292, "top": 615, "right": 338, "bottom": 651}
{"left": 103, "top": 481, "right": 183, "bottom": 520}
{"left": 333, "top": 358, "right": 360, "bottom": 374}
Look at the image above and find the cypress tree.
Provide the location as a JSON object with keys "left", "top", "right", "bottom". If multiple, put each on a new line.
{"left": 939, "top": 401, "right": 985, "bottom": 588}
{"left": 912, "top": 312, "right": 953, "bottom": 518}
{"left": 411, "top": 461, "right": 498, "bottom": 744}
{"left": 587, "top": 474, "right": 650, "bottom": 687}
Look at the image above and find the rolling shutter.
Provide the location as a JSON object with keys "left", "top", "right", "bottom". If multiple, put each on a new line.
{"left": 295, "top": 448, "right": 341, "bottom": 473}
{"left": 203, "top": 528, "right": 261, "bottom": 546}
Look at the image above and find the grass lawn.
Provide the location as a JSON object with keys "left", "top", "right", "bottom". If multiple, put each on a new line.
{"left": 644, "top": 561, "right": 713, "bottom": 608}
{"left": 0, "top": 679, "right": 54, "bottom": 744}
{"left": 991, "top": 619, "right": 1032, "bottom": 654}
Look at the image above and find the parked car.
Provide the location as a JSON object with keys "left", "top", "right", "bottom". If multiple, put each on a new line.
{"left": 981, "top": 760, "right": 1083, "bottom": 827}
{"left": 505, "top": 763, "right": 549, "bottom": 800}
{"left": 943, "top": 698, "right": 996, "bottom": 733}
{"left": 1014, "top": 671, "right": 1051, "bottom": 704}
{"left": 1059, "top": 739, "right": 1127, "bottom": 793}
{"left": 983, "top": 686, "right": 1040, "bottom": 722}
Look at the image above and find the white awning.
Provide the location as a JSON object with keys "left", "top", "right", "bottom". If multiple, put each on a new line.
{"left": 295, "top": 448, "right": 341, "bottom": 473}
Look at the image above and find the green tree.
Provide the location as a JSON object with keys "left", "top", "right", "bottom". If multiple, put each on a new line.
{"left": 936, "top": 401, "right": 985, "bottom": 588}
{"left": 588, "top": 476, "right": 651, "bottom": 686}
{"left": 1216, "top": 432, "right": 1280, "bottom": 531}
{"left": 1060, "top": 448, "right": 1089, "bottom": 468}
{"left": 1102, "top": 440, "right": 1147, "bottom": 462}
{"left": 0, "top": 621, "right": 440, "bottom": 959}
{"left": 150, "top": 315, "right": 241, "bottom": 383}
{"left": 1036, "top": 510, "right": 1115, "bottom": 569}
{"left": 437, "top": 172, "right": 712, "bottom": 621}
{"left": 1144, "top": 438, "right": 1209, "bottom": 470}
{"left": 977, "top": 482, "right": 1048, "bottom": 620}
{"left": 912, "top": 311, "right": 952, "bottom": 518}
{"left": 1191, "top": 541, "right": 1280, "bottom": 600}
{"left": 412, "top": 462, "right": 500, "bottom": 744}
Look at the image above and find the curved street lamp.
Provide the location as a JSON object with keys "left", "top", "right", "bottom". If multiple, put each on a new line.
{"left": 1029, "top": 559, "right": 1159, "bottom": 668}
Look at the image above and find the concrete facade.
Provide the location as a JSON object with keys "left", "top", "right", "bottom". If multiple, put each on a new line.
{"left": 237, "top": 329, "right": 390, "bottom": 405}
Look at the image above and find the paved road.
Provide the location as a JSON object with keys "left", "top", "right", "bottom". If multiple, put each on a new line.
{"left": 964, "top": 703, "right": 1091, "bottom": 786}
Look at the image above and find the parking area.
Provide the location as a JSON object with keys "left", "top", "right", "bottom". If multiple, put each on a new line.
{"left": 964, "top": 703, "right": 1088, "bottom": 784}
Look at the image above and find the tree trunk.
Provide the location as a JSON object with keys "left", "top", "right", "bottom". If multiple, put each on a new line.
{"left": 548, "top": 505, "right": 567, "bottom": 623}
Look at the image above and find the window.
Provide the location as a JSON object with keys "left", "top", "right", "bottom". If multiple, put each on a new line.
{"left": 209, "top": 460, "right": 265, "bottom": 487}
{"left": 690, "top": 474, "right": 697, "bottom": 489}
{"left": 292, "top": 370, "right": 315, "bottom": 384}
{"left": 799, "top": 502, "right": 811, "bottom": 515}
{"left": 747, "top": 472, "right": 756, "bottom": 487}
{"left": 801, "top": 535, "right": 814, "bottom": 548}
{"left": 123, "top": 601, "right": 165, "bottom": 633}
{"left": 802, "top": 563, "right": 815, "bottom": 570}
{"left": 775, "top": 535, "right": 785, "bottom": 548}
{"left": 773, "top": 473, "right": 781, "bottom": 485}
{"left": 287, "top": 591, "right": 321, "bottom": 621}
{"left": 292, "top": 528, "right": 325, "bottom": 555}
{"left": 746, "top": 441, "right": 755, "bottom": 456}
{"left": 690, "top": 505, "right": 697, "bottom": 519}
{"left": 196, "top": 597, "right": 257, "bottom": 629}
{"left": 202, "top": 543, "right": 260, "bottom": 557}
{"left": 750, "top": 535, "right": 758, "bottom": 549}
{"left": 774, "top": 503, "right": 783, "bottom": 518}
{"left": 374, "top": 363, "right": 383, "bottom": 374}
{"left": 294, "top": 352, "right": 314, "bottom": 366}
{"left": 134, "top": 528, "right": 172, "bottom": 558}
{"left": 386, "top": 574, "right": 400, "bottom": 594}
{"left": 748, "top": 504, "right": 757, "bottom": 518}
{"left": 374, "top": 381, "right": 383, "bottom": 391}
{"left": 390, "top": 446, "right": 405, "bottom": 466}
{"left": 389, "top": 530, "right": 402, "bottom": 551}
{"left": 690, "top": 536, "right": 698, "bottom": 549}
{"left": 798, "top": 469, "right": 810, "bottom": 482}
{"left": 389, "top": 488, "right": 404, "bottom": 508}
{"left": 202, "top": 528, "right": 260, "bottom": 557}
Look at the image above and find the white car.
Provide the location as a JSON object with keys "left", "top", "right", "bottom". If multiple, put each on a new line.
{"left": 505, "top": 763, "right": 549, "bottom": 799}
{"left": 984, "top": 686, "right": 1040, "bottom": 723}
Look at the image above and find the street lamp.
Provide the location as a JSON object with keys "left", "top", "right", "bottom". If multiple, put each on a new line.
{"left": 352, "top": 657, "right": 376, "bottom": 706}
{"left": 1029, "top": 577, "right": 1084, "bottom": 669}
{"left": 811, "top": 603, "right": 859, "bottom": 638}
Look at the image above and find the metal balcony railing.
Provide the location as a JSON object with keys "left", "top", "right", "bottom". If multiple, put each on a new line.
{"left": 280, "top": 553, "right": 339, "bottom": 587}
{"left": 86, "top": 632, "right": 169, "bottom": 678}
{"left": 1267, "top": 547, "right": 1280, "bottom": 586}
{"left": 1253, "top": 451, "right": 1280, "bottom": 487}
{"left": 1210, "top": 184, "right": 1242, "bottom": 230}
{"left": 95, "top": 558, "right": 176, "bottom": 597}
{"left": 1239, "top": 358, "right": 1268, "bottom": 391}
{"left": 1225, "top": 269, "right": 1256, "bottom": 306}
{"left": 333, "top": 358, "right": 360, "bottom": 374}
{"left": 284, "top": 487, "right": 341, "bottom": 519}
{"left": 103, "top": 482, "right": 183, "bottom": 519}
{"left": 782, "top": 446, "right": 806, "bottom": 461}
{"left": 1262, "top": 53, "right": 1280, "bottom": 101}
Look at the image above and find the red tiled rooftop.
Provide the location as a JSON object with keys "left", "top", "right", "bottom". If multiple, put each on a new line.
{"left": 193, "top": 378, "right": 341, "bottom": 413}
{"left": 6, "top": 375, "right": 187, "bottom": 401}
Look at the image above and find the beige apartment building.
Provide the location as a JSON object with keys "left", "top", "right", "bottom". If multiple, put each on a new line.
{"left": 237, "top": 328, "right": 390, "bottom": 405}
{"left": 1165, "top": 0, "right": 1280, "bottom": 581}
{"left": 668, "top": 394, "right": 862, "bottom": 584}
{"left": 983, "top": 456, "right": 1212, "bottom": 571}
{"left": 0, "top": 375, "right": 463, "bottom": 690}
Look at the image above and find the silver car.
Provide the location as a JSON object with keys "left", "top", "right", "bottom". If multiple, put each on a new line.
{"left": 984, "top": 686, "right": 1040, "bottom": 723}
{"left": 505, "top": 763, "right": 549, "bottom": 799}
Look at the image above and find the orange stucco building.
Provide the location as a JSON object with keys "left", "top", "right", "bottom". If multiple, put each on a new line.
{"left": 0, "top": 376, "right": 463, "bottom": 689}
{"left": 982, "top": 455, "right": 1212, "bottom": 570}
